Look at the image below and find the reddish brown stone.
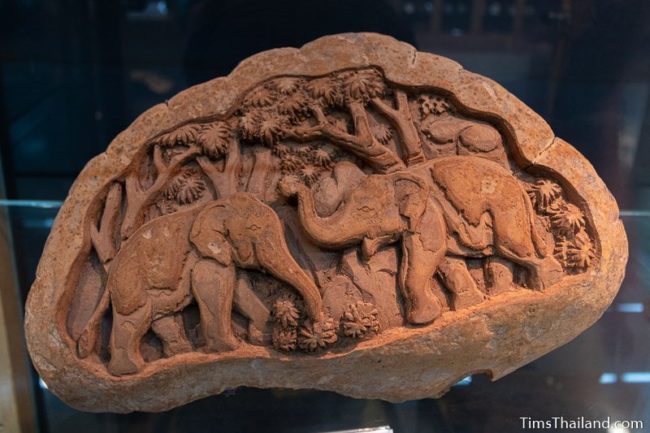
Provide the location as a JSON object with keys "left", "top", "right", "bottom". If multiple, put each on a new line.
{"left": 24, "top": 33, "right": 627, "bottom": 413}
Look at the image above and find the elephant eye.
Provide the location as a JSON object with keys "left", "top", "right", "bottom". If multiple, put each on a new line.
{"left": 358, "top": 205, "right": 374, "bottom": 212}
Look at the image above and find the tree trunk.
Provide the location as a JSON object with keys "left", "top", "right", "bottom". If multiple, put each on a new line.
{"left": 372, "top": 90, "right": 425, "bottom": 165}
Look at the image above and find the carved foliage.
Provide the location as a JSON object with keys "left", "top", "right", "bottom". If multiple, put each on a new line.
{"left": 527, "top": 179, "right": 595, "bottom": 271}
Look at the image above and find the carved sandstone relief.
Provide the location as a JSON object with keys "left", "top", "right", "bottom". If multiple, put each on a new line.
{"left": 25, "top": 33, "right": 626, "bottom": 412}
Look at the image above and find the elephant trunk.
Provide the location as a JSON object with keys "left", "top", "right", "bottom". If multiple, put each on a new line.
{"left": 294, "top": 186, "right": 365, "bottom": 248}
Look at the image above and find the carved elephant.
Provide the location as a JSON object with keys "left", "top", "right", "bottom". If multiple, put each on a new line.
{"left": 279, "top": 156, "right": 563, "bottom": 325}
{"left": 77, "top": 192, "right": 323, "bottom": 376}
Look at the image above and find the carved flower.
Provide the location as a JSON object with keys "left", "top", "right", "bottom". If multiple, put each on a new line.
{"left": 340, "top": 69, "right": 385, "bottom": 103}
{"left": 269, "top": 77, "right": 304, "bottom": 95}
{"left": 305, "top": 76, "right": 344, "bottom": 106}
{"left": 371, "top": 122, "right": 392, "bottom": 144}
{"left": 298, "top": 317, "right": 338, "bottom": 352}
{"left": 341, "top": 302, "right": 380, "bottom": 339}
{"left": 198, "top": 121, "right": 231, "bottom": 158}
{"left": 243, "top": 86, "right": 276, "bottom": 108}
{"left": 300, "top": 165, "right": 321, "bottom": 186}
{"left": 272, "top": 325, "right": 297, "bottom": 352}
{"left": 419, "top": 95, "right": 450, "bottom": 116}
{"left": 528, "top": 179, "right": 563, "bottom": 212}
{"left": 554, "top": 230, "right": 594, "bottom": 269}
{"left": 272, "top": 294, "right": 301, "bottom": 328}
{"left": 277, "top": 93, "right": 311, "bottom": 122}
{"left": 280, "top": 154, "right": 305, "bottom": 173}
{"left": 549, "top": 202, "right": 586, "bottom": 235}
{"left": 154, "top": 124, "right": 201, "bottom": 147}
{"left": 165, "top": 168, "right": 206, "bottom": 205}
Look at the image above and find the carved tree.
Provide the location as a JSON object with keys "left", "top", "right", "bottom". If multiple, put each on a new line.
{"left": 90, "top": 183, "right": 122, "bottom": 268}
{"left": 235, "top": 69, "right": 432, "bottom": 174}
{"left": 120, "top": 121, "right": 235, "bottom": 239}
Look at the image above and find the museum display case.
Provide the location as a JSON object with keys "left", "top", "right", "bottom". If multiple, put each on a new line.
{"left": 1, "top": 0, "right": 649, "bottom": 432}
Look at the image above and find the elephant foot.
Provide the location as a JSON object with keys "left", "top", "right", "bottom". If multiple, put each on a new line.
{"left": 452, "top": 287, "right": 485, "bottom": 310}
{"left": 529, "top": 257, "right": 564, "bottom": 290}
{"left": 163, "top": 339, "right": 193, "bottom": 357}
{"left": 108, "top": 348, "right": 142, "bottom": 376}
{"left": 204, "top": 334, "right": 239, "bottom": 353}
{"left": 407, "top": 295, "right": 442, "bottom": 325}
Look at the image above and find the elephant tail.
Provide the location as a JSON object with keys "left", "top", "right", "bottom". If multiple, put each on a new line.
{"left": 76, "top": 286, "right": 111, "bottom": 358}
{"left": 521, "top": 186, "right": 548, "bottom": 258}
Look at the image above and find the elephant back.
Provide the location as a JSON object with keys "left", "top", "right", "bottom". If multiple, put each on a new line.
{"left": 428, "top": 156, "right": 523, "bottom": 226}
{"left": 107, "top": 206, "right": 204, "bottom": 315}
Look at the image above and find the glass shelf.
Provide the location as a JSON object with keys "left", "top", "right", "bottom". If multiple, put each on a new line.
{"left": 3, "top": 201, "right": 648, "bottom": 433}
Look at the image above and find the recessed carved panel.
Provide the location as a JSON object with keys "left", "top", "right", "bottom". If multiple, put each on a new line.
{"left": 25, "top": 34, "right": 625, "bottom": 413}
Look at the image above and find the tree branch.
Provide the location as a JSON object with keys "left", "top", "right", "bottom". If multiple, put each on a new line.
{"left": 153, "top": 145, "right": 165, "bottom": 174}
{"left": 285, "top": 104, "right": 406, "bottom": 173}
{"left": 246, "top": 148, "right": 272, "bottom": 198}
{"left": 371, "top": 90, "right": 425, "bottom": 165}
{"left": 197, "top": 139, "right": 240, "bottom": 198}
{"left": 90, "top": 182, "right": 122, "bottom": 268}
{"left": 120, "top": 145, "right": 201, "bottom": 239}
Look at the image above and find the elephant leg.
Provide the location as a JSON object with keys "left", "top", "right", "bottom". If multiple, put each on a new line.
{"left": 438, "top": 257, "right": 485, "bottom": 310}
{"left": 492, "top": 205, "right": 562, "bottom": 290}
{"left": 495, "top": 246, "right": 563, "bottom": 291}
{"left": 527, "top": 256, "right": 563, "bottom": 290}
{"left": 151, "top": 314, "right": 193, "bottom": 357}
{"left": 108, "top": 302, "right": 152, "bottom": 376}
{"left": 234, "top": 274, "right": 271, "bottom": 345}
{"left": 256, "top": 239, "right": 324, "bottom": 321}
{"left": 191, "top": 259, "right": 238, "bottom": 352}
{"left": 400, "top": 232, "right": 445, "bottom": 325}
{"left": 484, "top": 257, "right": 515, "bottom": 295}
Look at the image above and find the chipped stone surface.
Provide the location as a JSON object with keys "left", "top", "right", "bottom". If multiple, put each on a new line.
{"left": 24, "top": 33, "right": 626, "bottom": 413}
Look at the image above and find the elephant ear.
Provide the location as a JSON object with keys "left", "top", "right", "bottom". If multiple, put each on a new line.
{"left": 189, "top": 205, "right": 233, "bottom": 266}
{"left": 395, "top": 179, "right": 428, "bottom": 231}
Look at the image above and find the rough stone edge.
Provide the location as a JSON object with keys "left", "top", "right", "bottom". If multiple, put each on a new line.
{"left": 23, "top": 33, "right": 627, "bottom": 412}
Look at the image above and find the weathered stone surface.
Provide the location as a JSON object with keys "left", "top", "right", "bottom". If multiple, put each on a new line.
{"left": 24, "top": 33, "right": 627, "bottom": 413}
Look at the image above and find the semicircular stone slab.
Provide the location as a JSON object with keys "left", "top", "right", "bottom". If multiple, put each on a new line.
{"left": 25, "top": 33, "right": 627, "bottom": 413}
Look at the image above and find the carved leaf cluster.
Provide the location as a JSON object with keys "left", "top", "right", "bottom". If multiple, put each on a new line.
{"left": 272, "top": 294, "right": 301, "bottom": 328}
{"left": 305, "top": 76, "right": 345, "bottom": 106}
{"left": 198, "top": 122, "right": 232, "bottom": 158}
{"left": 341, "top": 301, "right": 380, "bottom": 339}
{"left": 298, "top": 317, "right": 338, "bottom": 352}
{"left": 271, "top": 293, "right": 301, "bottom": 352}
{"left": 239, "top": 111, "right": 290, "bottom": 146}
{"left": 418, "top": 95, "right": 451, "bottom": 116}
{"left": 275, "top": 143, "right": 336, "bottom": 187}
{"left": 526, "top": 179, "right": 594, "bottom": 271}
{"left": 371, "top": 122, "right": 392, "bottom": 144}
{"left": 554, "top": 230, "right": 595, "bottom": 269}
{"left": 164, "top": 168, "right": 206, "bottom": 205}
{"left": 528, "top": 179, "right": 563, "bottom": 212}
{"left": 154, "top": 124, "right": 201, "bottom": 148}
{"left": 272, "top": 326, "right": 297, "bottom": 352}
{"left": 153, "top": 121, "right": 233, "bottom": 159}
{"left": 270, "top": 292, "right": 339, "bottom": 353}
{"left": 339, "top": 69, "right": 385, "bottom": 103}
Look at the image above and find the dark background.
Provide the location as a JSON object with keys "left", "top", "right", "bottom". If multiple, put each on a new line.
{"left": 1, "top": 1, "right": 649, "bottom": 432}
